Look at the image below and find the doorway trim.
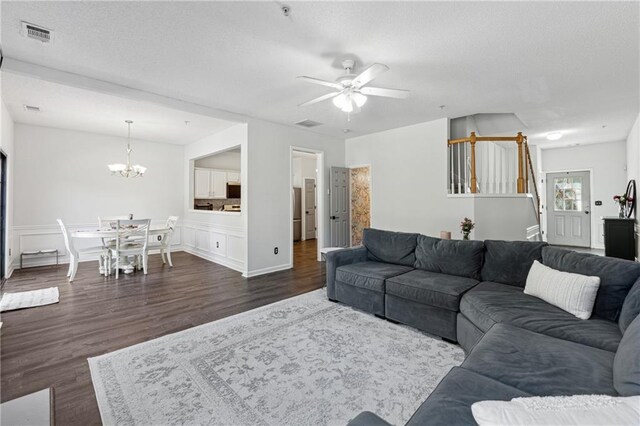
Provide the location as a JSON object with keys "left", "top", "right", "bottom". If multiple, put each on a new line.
{"left": 289, "top": 146, "right": 325, "bottom": 264}
{"left": 0, "top": 149, "right": 7, "bottom": 286}
{"left": 542, "top": 168, "right": 594, "bottom": 248}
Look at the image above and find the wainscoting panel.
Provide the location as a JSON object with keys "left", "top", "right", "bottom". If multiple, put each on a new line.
{"left": 181, "top": 220, "right": 246, "bottom": 274}
{"left": 12, "top": 221, "right": 183, "bottom": 270}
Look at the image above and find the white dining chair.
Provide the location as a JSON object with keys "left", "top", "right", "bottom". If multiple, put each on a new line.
{"left": 147, "top": 216, "right": 179, "bottom": 267}
{"left": 57, "top": 219, "right": 109, "bottom": 281}
{"left": 98, "top": 215, "right": 130, "bottom": 248}
{"left": 110, "top": 219, "right": 151, "bottom": 279}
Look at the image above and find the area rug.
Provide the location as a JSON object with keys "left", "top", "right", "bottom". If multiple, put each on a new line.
{"left": 0, "top": 287, "right": 59, "bottom": 312}
{"left": 89, "top": 290, "right": 464, "bottom": 426}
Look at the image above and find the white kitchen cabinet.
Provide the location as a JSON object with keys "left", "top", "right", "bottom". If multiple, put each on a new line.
{"left": 227, "top": 171, "right": 240, "bottom": 183}
{"left": 211, "top": 171, "right": 228, "bottom": 199}
{"left": 194, "top": 168, "right": 212, "bottom": 199}
{"left": 195, "top": 168, "right": 227, "bottom": 199}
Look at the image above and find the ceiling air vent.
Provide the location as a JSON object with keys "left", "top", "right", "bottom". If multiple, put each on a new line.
{"left": 295, "top": 119, "right": 322, "bottom": 128}
{"left": 21, "top": 22, "right": 54, "bottom": 43}
{"left": 23, "top": 105, "right": 41, "bottom": 112}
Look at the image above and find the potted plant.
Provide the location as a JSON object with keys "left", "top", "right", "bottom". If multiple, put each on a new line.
{"left": 460, "top": 218, "right": 475, "bottom": 240}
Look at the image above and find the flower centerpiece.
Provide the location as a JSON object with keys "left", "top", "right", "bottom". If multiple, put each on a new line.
{"left": 460, "top": 217, "right": 475, "bottom": 240}
{"left": 613, "top": 194, "right": 632, "bottom": 218}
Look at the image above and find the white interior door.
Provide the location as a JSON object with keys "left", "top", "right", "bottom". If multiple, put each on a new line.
{"left": 304, "top": 178, "right": 316, "bottom": 240}
{"left": 330, "top": 167, "right": 350, "bottom": 247}
{"left": 546, "top": 171, "right": 591, "bottom": 247}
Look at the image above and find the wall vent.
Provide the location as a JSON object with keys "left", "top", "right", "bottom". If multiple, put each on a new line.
{"left": 23, "top": 105, "right": 41, "bottom": 112}
{"left": 21, "top": 22, "right": 53, "bottom": 43}
{"left": 295, "top": 119, "right": 322, "bottom": 128}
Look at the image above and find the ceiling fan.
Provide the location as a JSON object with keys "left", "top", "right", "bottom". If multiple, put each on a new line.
{"left": 297, "top": 59, "right": 410, "bottom": 116}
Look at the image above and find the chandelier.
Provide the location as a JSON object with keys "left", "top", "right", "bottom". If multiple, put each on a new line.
{"left": 108, "top": 120, "right": 147, "bottom": 178}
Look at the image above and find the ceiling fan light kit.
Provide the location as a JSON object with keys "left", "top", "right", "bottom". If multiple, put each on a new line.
{"left": 298, "top": 59, "right": 409, "bottom": 118}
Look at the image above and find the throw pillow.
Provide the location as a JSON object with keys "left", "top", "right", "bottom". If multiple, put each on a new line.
{"left": 524, "top": 260, "right": 600, "bottom": 319}
{"left": 472, "top": 395, "right": 640, "bottom": 426}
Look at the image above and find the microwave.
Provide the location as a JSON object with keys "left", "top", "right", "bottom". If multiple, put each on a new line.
{"left": 227, "top": 183, "right": 241, "bottom": 199}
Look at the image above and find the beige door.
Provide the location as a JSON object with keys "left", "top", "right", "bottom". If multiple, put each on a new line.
{"left": 546, "top": 171, "right": 591, "bottom": 247}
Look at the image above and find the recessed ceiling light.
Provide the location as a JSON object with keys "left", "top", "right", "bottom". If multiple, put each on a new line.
{"left": 546, "top": 132, "right": 563, "bottom": 141}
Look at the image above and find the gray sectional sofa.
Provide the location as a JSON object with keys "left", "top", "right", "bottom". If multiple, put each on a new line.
{"left": 325, "top": 228, "right": 640, "bottom": 425}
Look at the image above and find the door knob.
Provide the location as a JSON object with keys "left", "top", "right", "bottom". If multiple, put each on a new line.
{"left": 585, "top": 211, "right": 590, "bottom": 215}
{"left": 330, "top": 216, "right": 337, "bottom": 220}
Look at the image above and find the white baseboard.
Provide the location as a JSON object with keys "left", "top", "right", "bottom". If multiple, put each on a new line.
{"left": 243, "top": 263, "right": 292, "bottom": 278}
{"left": 181, "top": 246, "right": 246, "bottom": 274}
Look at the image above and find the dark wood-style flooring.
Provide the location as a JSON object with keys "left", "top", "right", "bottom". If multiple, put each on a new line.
{"left": 1, "top": 239, "right": 322, "bottom": 425}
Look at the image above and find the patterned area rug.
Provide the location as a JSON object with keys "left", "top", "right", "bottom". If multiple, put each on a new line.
{"left": 89, "top": 290, "right": 464, "bottom": 426}
{"left": 0, "top": 287, "right": 59, "bottom": 312}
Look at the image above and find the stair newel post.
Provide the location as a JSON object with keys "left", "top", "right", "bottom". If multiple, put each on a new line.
{"left": 524, "top": 138, "right": 529, "bottom": 193}
{"left": 516, "top": 132, "right": 525, "bottom": 193}
{"left": 470, "top": 132, "right": 477, "bottom": 193}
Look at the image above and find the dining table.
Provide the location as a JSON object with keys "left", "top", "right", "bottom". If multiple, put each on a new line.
{"left": 72, "top": 227, "right": 172, "bottom": 274}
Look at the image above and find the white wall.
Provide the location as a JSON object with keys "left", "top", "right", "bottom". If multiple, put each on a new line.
{"left": 183, "top": 123, "right": 248, "bottom": 273}
{"left": 541, "top": 141, "right": 627, "bottom": 248}
{"left": 194, "top": 149, "right": 241, "bottom": 170}
{"left": 627, "top": 113, "right": 640, "bottom": 183}
{"left": 13, "top": 124, "right": 184, "bottom": 267}
{"left": 246, "top": 120, "right": 343, "bottom": 276}
{"left": 0, "top": 96, "right": 15, "bottom": 277}
{"left": 346, "top": 118, "right": 474, "bottom": 237}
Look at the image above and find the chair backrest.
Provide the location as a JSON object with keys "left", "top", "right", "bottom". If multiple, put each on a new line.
{"left": 99, "top": 215, "right": 130, "bottom": 230}
{"left": 115, "top": 219, "right": 151, "bottom": 251}
{"left": 57, "top": 218, "right": 78, "bottom": 257}
{"left": 160, "top": 216, "right": 180, "bottom": 247}
{"left": 166, "top": 216, "right": 179, "bottom": 230}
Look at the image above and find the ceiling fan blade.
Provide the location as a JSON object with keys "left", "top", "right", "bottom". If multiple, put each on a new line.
{"left": 351, "top": 63, "right": 389, "bottom": 88}
{"left": 298, "top": 91, "right": 341, "bottom": 107}
{"left": 359, "top": 86, "right": 410, "bottom": 99}
{"left": 297, "top": 76, "right": 343, "bottom": 90}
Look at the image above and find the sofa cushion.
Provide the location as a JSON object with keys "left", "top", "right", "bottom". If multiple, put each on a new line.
{"left": 462, "top": 323, "right": 617, "bottom": 396}
{"left": 363, "top": 228, "right": 419, "bottom": 267}
{"left": 387, "top": 270, "right": 478, "bottom": 311}
{"left": 347, "top": 412, "right": 392, "bottom": 426}
{"left": 460, "top": 281, "right": 622, "bottom": 352}
{"left": 414, "top": 235, "right": 485, "bottom": 280}
{"left": 542, "top": 246, "right": 640, "bottom": 322}
{"left": 619, "top": 278, "right": 640, "bottom": 334}
{"left": 481, "top": 240, "right": 547, "bottom": 287}
{"left": 524, "top": 260, "right": 600, "bottom": 320}
{"left": 614, "top": 314, "right": 640, "bottom": 396}
{"left": 336, "top": 261, "right": 414, "bottom": 293}
{"left": 406, "top": 367, "right": 531, "bottom": 426}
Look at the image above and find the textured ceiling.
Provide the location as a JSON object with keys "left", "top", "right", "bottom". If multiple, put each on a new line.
{"left": 1, "top": 1, "right": 638, "bottom": 146}
{"left": 1, "top": 73, "right": 237, "bottom": 144}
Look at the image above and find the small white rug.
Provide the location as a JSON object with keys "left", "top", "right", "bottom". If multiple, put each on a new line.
{"left": 89, "top": 290, "right": 464, "bottom": 426}
{"left": 0, "top": 287, "right": 59, "bottom": 312}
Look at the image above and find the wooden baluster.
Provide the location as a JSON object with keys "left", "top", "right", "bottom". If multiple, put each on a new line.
{"left": 470, "top": 132, "right": 477, "bottom": 193}
{"left": 516, "top": 132, "right": 525, "bottom": 193}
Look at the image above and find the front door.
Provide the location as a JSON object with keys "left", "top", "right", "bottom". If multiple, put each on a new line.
{"left": 546, "top": 171, "right": 591, "bottom": 247}
{"left": 304, "top": 178, "right": 316, "bottom": 240}
{"left": 330, "top": 167, "right": 350, "bottom": 247}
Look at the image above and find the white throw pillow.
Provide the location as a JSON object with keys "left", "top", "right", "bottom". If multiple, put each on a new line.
{"left": 524, "top": 260, "right": 600, "bottom": 319}
{"left": 472, "top": 395, "right": 640, "bottom": 426}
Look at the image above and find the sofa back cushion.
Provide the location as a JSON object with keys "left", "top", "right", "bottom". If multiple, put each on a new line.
{"left": 613, "top": 314, "right": 640, "bottom": 396}
{"left": 414, "top": 235, "right": 485, "bottom": 280}
{"left": 480, "top": 240, "right": 548, "bottom": 287}
{"left": 619, "top": 278, "right": 640, "bottom": 334}
{"left": 542, "top": 247, "right": 640, "bottom": 322}
{"left": 363, "top": 228, "right": 419, "bottom": 267}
